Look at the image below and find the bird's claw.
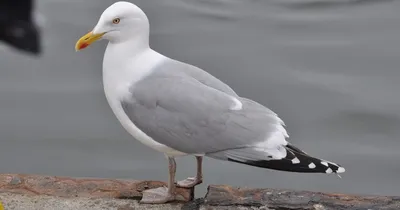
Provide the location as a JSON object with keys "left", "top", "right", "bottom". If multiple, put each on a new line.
{"left": 176, "top": 176, "right": 203, "bottom": 188}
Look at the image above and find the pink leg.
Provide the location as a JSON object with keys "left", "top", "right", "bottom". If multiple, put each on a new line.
{"left": 177, "top": 156, "right": 203, "bottom": 188}
{"left": 140, "top": 157, "right": 177, "bottom": 204}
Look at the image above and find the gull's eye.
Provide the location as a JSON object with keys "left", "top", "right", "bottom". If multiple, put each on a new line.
{"left": 112, "top": 18, "right": 120, "bottom": 24}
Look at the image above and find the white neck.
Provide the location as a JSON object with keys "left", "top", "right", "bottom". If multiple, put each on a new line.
{"left": 108, "top": 32, "right": 150, "bottom": 54}
{"left": 101, "top": 39, "right": 165, "bottom": 100}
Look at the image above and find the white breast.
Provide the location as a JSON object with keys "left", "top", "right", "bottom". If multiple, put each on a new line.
{"left": 102, "top": 45, "right": 187, "bottom": 156}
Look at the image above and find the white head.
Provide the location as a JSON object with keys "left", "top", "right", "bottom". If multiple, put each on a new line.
{"left": 75, "top": 1, "right": 149, "bottom": 50}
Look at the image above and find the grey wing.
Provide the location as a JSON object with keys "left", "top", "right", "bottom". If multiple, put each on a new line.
{"left": 121, "top": 75, "right": 288, "bottom": 157}
{"left": 179, "top": 61, "right": 239, "bottom": 97}
{"left": 152, "top": 59, "right": 239, "bottom": 97}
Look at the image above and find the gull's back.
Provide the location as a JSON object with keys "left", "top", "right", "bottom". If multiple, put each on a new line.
{"left": 141, "top": 57, "right": 239, "bottom": 97}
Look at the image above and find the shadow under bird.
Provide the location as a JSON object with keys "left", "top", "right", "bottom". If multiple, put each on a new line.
{"left": 75, "top": 1, "right": 345, "bottom": 204}
{"left": 0, "top": 0, "right": 41, "bottom": 55}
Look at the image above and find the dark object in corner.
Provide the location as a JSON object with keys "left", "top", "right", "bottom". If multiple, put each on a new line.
{"left": 0, "top": 0, "right": 41, "bottom": 55}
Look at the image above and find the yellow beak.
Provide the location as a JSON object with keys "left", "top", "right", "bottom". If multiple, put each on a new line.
{"left": 75, "top": 31, "right": 105, "bottom": 51}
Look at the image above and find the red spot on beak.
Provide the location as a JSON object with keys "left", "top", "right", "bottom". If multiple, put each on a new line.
{"left": 80, "top": 43, "right": 89, "bottom": 49}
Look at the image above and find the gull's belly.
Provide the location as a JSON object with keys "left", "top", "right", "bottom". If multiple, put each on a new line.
{"left": 102, "top": 46, "right": 186, "bottom": 156}
{"left": 105, "top": 93, "right": 187, "bottom": 156}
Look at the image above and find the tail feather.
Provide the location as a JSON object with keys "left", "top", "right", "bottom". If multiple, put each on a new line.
{"left": 217, "top": 144, "right": 345, "bottom": 174}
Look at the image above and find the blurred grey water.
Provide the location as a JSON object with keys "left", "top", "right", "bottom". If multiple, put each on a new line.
{"left": 1, "top": 0, "right": 400, "bottom": 197}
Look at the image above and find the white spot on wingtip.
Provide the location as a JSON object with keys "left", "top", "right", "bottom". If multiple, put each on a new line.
{"left": 321, "top": 161, "right": 328, "bottom": 167}
{"left": 230, "top": 97, "right": 242, "bottom": 110}
{"left": 291, "top": 157, "right": 300, "bottom": 164}
{"left": 337, "top": 167, "right": 345, "bottom": 173}
{"left": 326, "top": 168, "right": 333, "bottom": 174}
{"left": 308, "top": 162, "right": 316, "bottom": 169}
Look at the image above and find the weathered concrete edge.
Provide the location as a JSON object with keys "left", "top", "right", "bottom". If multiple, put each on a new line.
{"left": 0, "top": 174, "right": 400, "bottom": 210}
{"left": 203, "top": 185, "right": 400, "bottom": 210}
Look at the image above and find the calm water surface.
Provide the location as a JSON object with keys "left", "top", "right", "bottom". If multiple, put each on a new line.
{"left": 0, "top": 0, "right": 400, "bottom": 196}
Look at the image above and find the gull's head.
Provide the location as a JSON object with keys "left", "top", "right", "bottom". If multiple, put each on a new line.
{"left": 75, "top": 1, "right": 149, "bottom": 51}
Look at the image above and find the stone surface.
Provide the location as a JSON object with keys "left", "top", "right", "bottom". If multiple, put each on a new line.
{"left": 0, "top": 174, "right": 193, "bottom": 202}
{"left": 0, "top": 193, "right": 184, "bottom": 210}
{"left": 204, "top": 185, "right": 400, "bottom": 210}
{"left": 0, "top": 174, "right": 400, "bottom": 210}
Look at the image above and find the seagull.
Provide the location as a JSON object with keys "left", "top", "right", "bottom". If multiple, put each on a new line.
{"left": 75, "top": 1, "right": 345, "bottom": 204}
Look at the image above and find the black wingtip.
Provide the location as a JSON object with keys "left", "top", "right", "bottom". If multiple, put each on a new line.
{"left": 228, "top": 144, "right": 345, "bottom": 174}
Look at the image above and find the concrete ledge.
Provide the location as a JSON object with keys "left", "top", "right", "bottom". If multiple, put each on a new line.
{"left": 204, "top": 185, "right": 400, "bottom": 210}
{"left": 0, "top": 174, "right": 399, "bottom": 210}
{"left": 0, "top": 174, "right": 193, "bottom": 201}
